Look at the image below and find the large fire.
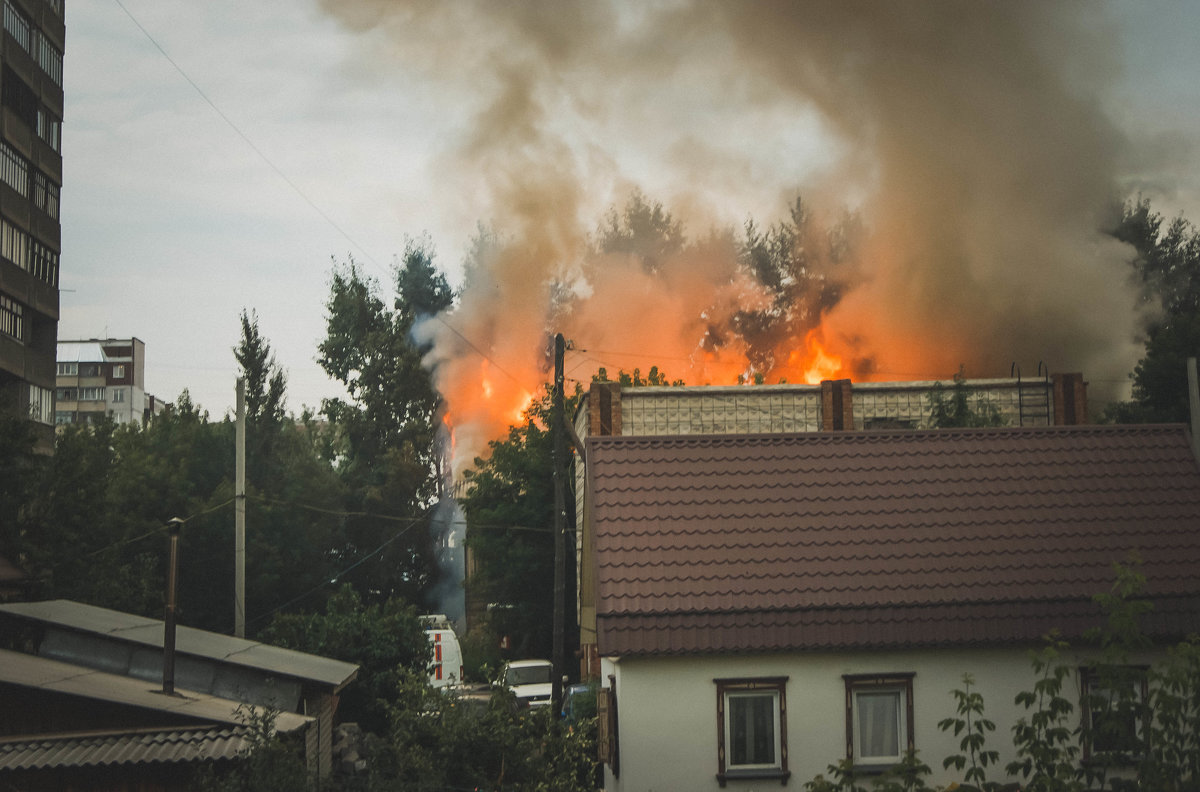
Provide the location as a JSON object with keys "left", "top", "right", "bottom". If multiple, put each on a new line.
{"left": 435, "top": 315, "right": 862, "bottom": 475}
{"left": 787, "top": 327, "right": 851, "bottom": 385}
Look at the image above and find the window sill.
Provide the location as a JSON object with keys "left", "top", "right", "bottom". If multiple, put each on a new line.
{"left": 717, "top": 769, "right": 790, "bottom": 787}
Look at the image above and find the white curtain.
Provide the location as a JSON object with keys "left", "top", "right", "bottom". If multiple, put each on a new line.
{"left": 856, "top": 690, "right": 900, "bottom": 759}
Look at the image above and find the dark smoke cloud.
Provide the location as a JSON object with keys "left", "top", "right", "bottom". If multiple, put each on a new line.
{"left": 323, "top": 0, "right": 1148, "bottom": 466}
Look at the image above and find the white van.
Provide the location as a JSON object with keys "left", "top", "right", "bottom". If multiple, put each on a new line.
{"left": 420, "top": 615, "right": 464, "bottom": 688}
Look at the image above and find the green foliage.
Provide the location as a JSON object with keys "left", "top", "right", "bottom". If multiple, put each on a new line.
{"left": 317, "top": 247, "right": 453, "bottom": 604}
{"left": 460, "top": 621, "right": 504, "bottom": 684}
{"left": 190, "top": 706, "right": 313, "bottom": 792}
{"left": 938, "top": 674, "right": 1000, "bottom": 790}
{"left": 1107, "top": 198, "right": 1200, "bottom": 423}
{"left": 261, "top": 584, "right": 430, "bottom": 735}
{"left": 802, "top": 751, "right": 931, "bottom": 792}
{"left": 365, "top": 669, "right": 597, "bottom": 792}
{"left": 734, "top": 196, "right": 859, "bottom": 378}
{"left": 235, "top": 309, "right": 288, "bottom": 431}
{"left": 1141, "top": 637, "right": 1200, "bottom": 790}
{"left": 0, "top": 409, "right": 42, "bottom": 564}
{"left": 460, "top": 387, "right": 578, "bottom": 661}
{"left": 8, "top": 317, "right": 356, "bottom": 635}
{"left": 1007, "top": 636, "right": 1083, "bottom": 792}
{"left": 595, "top": 189, "right": 685, "bottom": 274}
{"left": 926, "top": 368, "right": 1006, "bottom": 428}
{"left": 593, "top": 365, "right": 684, "bottom": 387}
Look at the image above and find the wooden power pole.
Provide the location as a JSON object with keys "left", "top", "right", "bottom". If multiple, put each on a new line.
{"left": 551, "top": 333, "right": 566, "bottom": 714}
{"left": 235, "top": 378, "right": 246, "bottom": 638}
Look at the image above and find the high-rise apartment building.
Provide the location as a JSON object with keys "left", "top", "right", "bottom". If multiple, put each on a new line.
{"left": 56, "top": 338, "right": 163, "bottom": 427}
{"left": 0, "top": 0, "right": 64, "bottom": 452}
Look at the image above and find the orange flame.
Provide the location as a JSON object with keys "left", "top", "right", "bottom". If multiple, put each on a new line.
{"left": 439, "top": 318, "right": 860, "bottom": 475}
{"left": 795, "top": 326, "right": 849, "bottom": 384}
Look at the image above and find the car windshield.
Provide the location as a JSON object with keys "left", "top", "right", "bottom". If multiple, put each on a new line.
{"left": 508, "top": 665, "right": 552, "bottom": 686}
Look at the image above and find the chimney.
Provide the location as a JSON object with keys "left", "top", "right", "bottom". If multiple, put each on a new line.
{"left": 821, "top": 379, "right": 854, "bottom": 431}
{"left": 588, "top": 382, "right": 622, "bottom": 436}
{"left": 1052, "top": 373, "right": 1088, "bottom": 425}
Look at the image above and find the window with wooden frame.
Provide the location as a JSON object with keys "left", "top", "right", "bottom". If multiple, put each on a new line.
{"left": 1080, "top": 665, "right": 1148, "bottom": 763}
{"left": 844, "top": 673, "right": 915, "bottom": 769}
{"left": 715, "top": 676, "right": 789, "bottom": 786}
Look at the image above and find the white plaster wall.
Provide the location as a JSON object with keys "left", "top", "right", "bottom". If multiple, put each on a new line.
{"left": 600, "top": 645, "right": 1152, "bottom": 792}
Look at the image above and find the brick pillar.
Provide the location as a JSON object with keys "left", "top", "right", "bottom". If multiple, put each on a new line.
{"left": 1052, "top": 373, "right": 1088, "bottom": 425}
{"left": 588, "top": 382, "right": 622, "bottom": 436}
{"left": 821, "top": 379, "right": 854, "bottom": 431}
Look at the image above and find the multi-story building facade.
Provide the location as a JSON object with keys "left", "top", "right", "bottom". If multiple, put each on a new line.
{"left": 0, "top": 0, "right": 64, "bottom": 451}
{"left": 56, "top": 338, "right": 162, "bottom": 427}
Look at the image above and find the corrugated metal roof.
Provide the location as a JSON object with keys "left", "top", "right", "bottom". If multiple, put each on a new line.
{"left": 0, "top": 601, "right": 357, "bottom": 691}
{"left": 56, "top": 342, "right": 107, "bottom": 363}
{"left": 0, "top": 726, "right": 251, "bottom": 771}
{"left": 0, "top": 649, "right": 311, "bottom": 733}
{"left": 589, "top": 424, "right": 1200, "bottom": 656}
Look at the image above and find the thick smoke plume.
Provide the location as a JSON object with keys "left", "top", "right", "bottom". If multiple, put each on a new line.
{"left": 323, "top": 1, "right": 1149, "bottom": 471}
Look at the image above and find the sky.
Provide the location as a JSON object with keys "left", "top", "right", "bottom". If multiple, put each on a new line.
{"left": 61, "top": 1, "right": 1200, "bottom": 461}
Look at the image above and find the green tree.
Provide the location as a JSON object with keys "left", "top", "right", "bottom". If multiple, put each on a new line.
{"left": 460, "top": 387, "right": 578, "bottom": 662}
{"left": 190, "top": 706, "right": 312, "bottom": 792}
{"left": 14, "top": 318, "right": 351, "bottom": 635}
{"left": 594, "top": 189, "right": 685, "bottom": 274}
{"left": 367, "top": 669, "right": 597, "bottom": 792}
{"left": 317, "top": 244, "right": 453, "bottom": 605}
{"left": 1107, "top": 199, "right": 1200, "bottom": 423}
{"left": 262, "top": 584, "right": 429, "bottom": 735}
{"left": 735, "top": 196, "right": 859, "bottom": 379}
{"left": 926, "top": 369, "right": 1006, "bottom": 428}
{"left": 594, "top": 365, "right": 683, "bottom": 387}
{"left": 235, "top": 309, "right": 288, "bottom": 430}
{"left": 0, "top": 409, "right": 45, "bottom": 586}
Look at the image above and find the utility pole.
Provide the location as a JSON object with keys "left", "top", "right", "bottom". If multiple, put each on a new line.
{"left": 551, "top": 333, "right": 566, "bottom": 714}
{"left": 163, "top": 517, "right": 184, "bottom": 696}
{"left": 235, "top": 378, "right": 246, "bottom": 638}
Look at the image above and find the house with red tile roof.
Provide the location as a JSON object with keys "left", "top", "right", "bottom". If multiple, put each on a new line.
{"left": 582, "top": 419, "right": 1200, "bottom": 791}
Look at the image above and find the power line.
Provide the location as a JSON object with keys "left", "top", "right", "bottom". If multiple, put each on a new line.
{"left": 111, "top": 0, "right": 382, "bottom": 272}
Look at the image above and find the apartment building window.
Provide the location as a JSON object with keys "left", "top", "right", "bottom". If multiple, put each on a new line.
{"left": 79, "top": 387, "right": 104, "bottom": 401}
{"left": 27, "top": 383, "right": 51, "bottom": 424}
{"left": 715, "top": 677, "right": 789, "bottom": 785}
{"left": 844, "top": 674, "right": 915, "bottom": 769}
{"left": 0, "top": 292, "right": 23, "bottom": 340}
{"left": 1, "top": 66, "right": 37, "bottom": 128}
{"left": 57, "top": 361, "right": 77, "bottom": 376}
{"left": 3, "top": 2, "right": 31, "bottom": 55}
{"left": 54, "top": 410, "right": 73, "bottom": 425}
{"left": 0, "top": 140, "right": 29, "bottom": 197}
{"left": 111, "top": 388, "right": 125, "bottom": 403}
{"left": 112, "top": 364, "right": 125, "bottom": 379}
{"left": 55, "top": 387, "right": 75, "bottom": 400}
{"left": 2, "top": 218, "right": 28, "bottom": 269}
{"left": 33, "top": 170, "right": 58, "bottom": 219}
{"left": 34, "top": 31, "right": 62, "bottom": 87}
{"left": 36, "top": 107, "right": 61, "bottom": 153}
{"left": 30, "top": 240, "right": 58, "bottom": 286}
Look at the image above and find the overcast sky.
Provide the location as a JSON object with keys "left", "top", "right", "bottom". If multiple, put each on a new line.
{"left": 60, "top": 1, "right": 1200, "bottom": 419}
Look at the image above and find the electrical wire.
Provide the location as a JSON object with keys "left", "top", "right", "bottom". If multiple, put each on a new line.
{"left": 110, "top": 0, "right": 383, "bottom": 273}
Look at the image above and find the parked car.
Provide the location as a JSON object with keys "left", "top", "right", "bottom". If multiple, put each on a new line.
{"left": 500, "top": 659, "right": 553, "bottom": 708}
{"left": 561, "top": 681, "right": 597, "bottom": 723}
